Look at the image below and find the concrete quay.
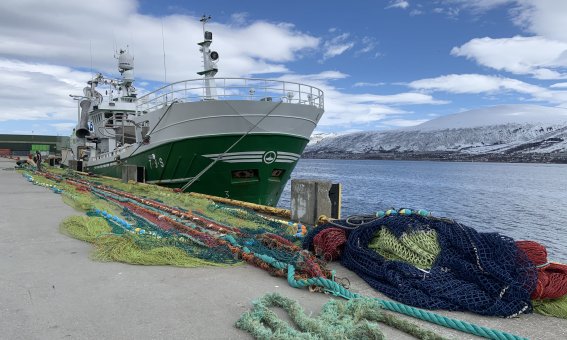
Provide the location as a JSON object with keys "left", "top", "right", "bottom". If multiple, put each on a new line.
{"left": 1, "top": 158, "right": 565, "bottom": 339}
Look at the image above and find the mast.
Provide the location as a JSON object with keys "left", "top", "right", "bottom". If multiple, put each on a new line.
{"left": 197, "top": 15, "right": 219, "bottom": 100}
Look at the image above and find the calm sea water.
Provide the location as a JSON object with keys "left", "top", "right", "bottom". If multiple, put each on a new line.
{"left": 279, "top": 159, "right": 567, "bottom": 263}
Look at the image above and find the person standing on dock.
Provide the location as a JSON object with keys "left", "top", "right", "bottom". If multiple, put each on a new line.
{"left": 35, "top": 150, "right": 42, "bottom": 171}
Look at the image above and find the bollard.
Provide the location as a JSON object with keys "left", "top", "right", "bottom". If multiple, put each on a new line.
{"left": 121, "top": 164, "right": 139, "bottom": 183}
{"left": 291, "top": 179, "right": 341, "bottom": 225}
{"left": 69, "top": 160, "right": 83, "bottom": 172}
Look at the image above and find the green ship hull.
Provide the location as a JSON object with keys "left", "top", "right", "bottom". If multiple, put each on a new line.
{"left": 86, "top": 134, "right": 307, "bottom": 206}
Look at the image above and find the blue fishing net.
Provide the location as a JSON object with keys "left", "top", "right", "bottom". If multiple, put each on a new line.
{"left": 306, "top": 215, "right": 537, "bottom": 317}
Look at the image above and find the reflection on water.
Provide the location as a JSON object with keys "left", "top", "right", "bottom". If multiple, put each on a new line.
{"left": 279, "top": 159, "right": 567, "bottom": 263}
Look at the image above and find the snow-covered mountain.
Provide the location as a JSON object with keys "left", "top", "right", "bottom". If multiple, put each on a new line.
{"left": 305, "top": 105, "right": 567, "bottom": 161}
{"left": 307, "top": 132, "right": 338, "bottom": 146}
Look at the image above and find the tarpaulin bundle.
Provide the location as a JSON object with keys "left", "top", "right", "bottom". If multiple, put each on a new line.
{"left": 306, "top": 215, "right": 538, "bottom": 317}
{"left": 516, "top": 240, "right": 567, "bottom": 300}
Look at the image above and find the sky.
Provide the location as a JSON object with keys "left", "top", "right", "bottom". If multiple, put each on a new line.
{"left": 1, "top": 0, "right": 567, "bottom": 136}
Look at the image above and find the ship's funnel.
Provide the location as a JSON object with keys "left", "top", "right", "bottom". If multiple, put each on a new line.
{"left": 75, "top": 99, "right": 92, "bottom": 138}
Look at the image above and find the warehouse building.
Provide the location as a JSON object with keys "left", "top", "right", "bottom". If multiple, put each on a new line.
{"left": 0, "top": 134, "right": 70, "bottom": 157}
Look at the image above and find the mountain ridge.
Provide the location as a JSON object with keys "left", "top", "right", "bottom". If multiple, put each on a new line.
{"left": 304, "top": 105, "right": 567, "bottom": 163}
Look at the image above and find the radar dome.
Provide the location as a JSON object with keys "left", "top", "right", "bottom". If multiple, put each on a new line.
{"left": 118, "top": 51, "right": 134, "bottom": 71}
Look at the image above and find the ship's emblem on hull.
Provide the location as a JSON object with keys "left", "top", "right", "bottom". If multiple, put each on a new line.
{"left": 202, "top": 151, "right": 300, "bottom": 164}
{"left": 263, "top": 151, "right": 276, "bottom": 164}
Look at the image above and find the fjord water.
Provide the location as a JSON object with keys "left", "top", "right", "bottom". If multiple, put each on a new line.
{"left": 279, "top": 159, "right": 567, "bottom": 263}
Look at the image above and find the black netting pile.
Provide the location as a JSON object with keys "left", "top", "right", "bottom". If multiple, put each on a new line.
{"left": 305, "top": 215, "right": 538, "bottom": 317}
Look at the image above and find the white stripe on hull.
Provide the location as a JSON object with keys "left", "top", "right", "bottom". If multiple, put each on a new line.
{"left": 146, "top": 177, "right": 195, "bottom": 184}
{"left": 201, "top": 150, "right": 300, "bottom": 164}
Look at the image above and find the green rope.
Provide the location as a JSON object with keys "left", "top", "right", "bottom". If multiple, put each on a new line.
{"left": 236, "top": 292, "right": 447, "bottom": 340}
{"left": 224, "top": 234, "right": 528, "bottom": 340}
{"left": 287, "top": 264, "right": 526, "bottom": 339}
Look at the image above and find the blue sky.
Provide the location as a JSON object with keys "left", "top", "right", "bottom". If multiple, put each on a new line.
{"left": 1, "top": 0, "right": 566, "bottom": 135}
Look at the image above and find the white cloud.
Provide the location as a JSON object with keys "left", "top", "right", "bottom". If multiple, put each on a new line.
{"left": 322, "top": 33, "right": 354, "bottom": 61}
{"left": 409, "top": 73, "right": 567, "bottom": 104}
{"left": 353, "top": 82, "right": 385, "bottom": 87}
{"left": 386, "top": 1, "right": 410, "bottom": 10}
{"left": 410, "top": 74, "right": 536, "bottom": 94}
{"left": 445, "top": 1, "right": 567, "bottom": 81}
{"left": 230, "top": 12, "right": 249, "bottom": 26}
{"left": 0, "top": 59, "right": 89, "bottom": 122}
{"left": 381, "top": 118, "right": 429, "bottom": 127}
{"left": 355, "top": 37, "right": 378, "bottom": 56}
{"left": 321, "top": 34, "right": 379, "bottom": 61}
{"left": 451, "top": 36, "right": 567, "bottom": 79}
{"left": 278, "top": 73, "right": 447, "bottom": 127}
{"left": 348, "top": 93, "right": 448, "bottom": 105}
{"left": 322, "top": 43, "right": 354, "bottom": 60}
{"left": 446, "top": 1, "right": 567, "bottom": 43}
{"left": 550, "top": 82, "right": 567, "bottom": 89}
{"left": 509, "top": 1, "right": 567, "bottom": 42}
{"left": 432, "top": 6, "right": 461, "bottom": 19}
{"left": 0, "top": 0, "right": 320, "bottom": 82}
{"left": 50, "top": 122, "right": 77, "bottom": 132}
{"left": 447, "top": 0, "right": 514, "bottom": 12}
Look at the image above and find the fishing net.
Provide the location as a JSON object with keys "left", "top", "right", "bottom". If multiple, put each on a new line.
{"left": 60, "top": 215, "right": 111, "bottom": 242}
{"left": 305, "top": 215, "right": 538, "bottom": 317}
{"left": 92, "top": 234, "right": 232, "bottom": 267}
{"left": 27, "top": 170, "right": 318, "bottom": 274}
{"left": 368, "top": 227, "right": 440, "bottom": 270}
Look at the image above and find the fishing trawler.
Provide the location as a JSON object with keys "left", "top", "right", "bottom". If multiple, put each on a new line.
{"left": 69, "top": 16, "right": 324, "bottom": 206}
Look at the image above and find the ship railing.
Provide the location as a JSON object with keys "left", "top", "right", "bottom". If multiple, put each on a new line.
{"left": 93, "top": 144, "right": 132, "bottom": 161}
{"left": 135, "top": 78, "right": 324, "bottom": 114}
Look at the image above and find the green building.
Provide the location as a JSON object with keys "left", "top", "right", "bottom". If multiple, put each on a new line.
{"left": 0, "top": 134, "right": 70, "bottom": 156}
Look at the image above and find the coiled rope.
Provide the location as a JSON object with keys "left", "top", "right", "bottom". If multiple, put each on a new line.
{"left": 516, "top": 240, "right": 567, "bottom": 299}
{"left": 236, "top": 292, "right": 447, "bottom": 340}
{"left": 312, "top": 227, "right": 346, "bottom": 261}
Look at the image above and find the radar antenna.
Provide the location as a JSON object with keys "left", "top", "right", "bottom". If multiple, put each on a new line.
{"left": 200, "top": 14, "right": 212, "bottom": 34}
{"left": 197, "top": 14, "right": 218, "bottom": 100}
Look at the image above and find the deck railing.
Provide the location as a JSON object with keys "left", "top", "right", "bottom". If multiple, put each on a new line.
{"left": 135, "top": 78, "right": 324, "bottom": 114}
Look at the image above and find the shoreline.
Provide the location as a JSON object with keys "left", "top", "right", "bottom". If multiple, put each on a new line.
{"left": 302, "top": 151, "right": 567, "bottom": 164}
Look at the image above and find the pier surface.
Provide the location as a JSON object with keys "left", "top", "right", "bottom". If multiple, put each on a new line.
{"left": 1, "top": 158, "right": 566, "bottom": 339}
